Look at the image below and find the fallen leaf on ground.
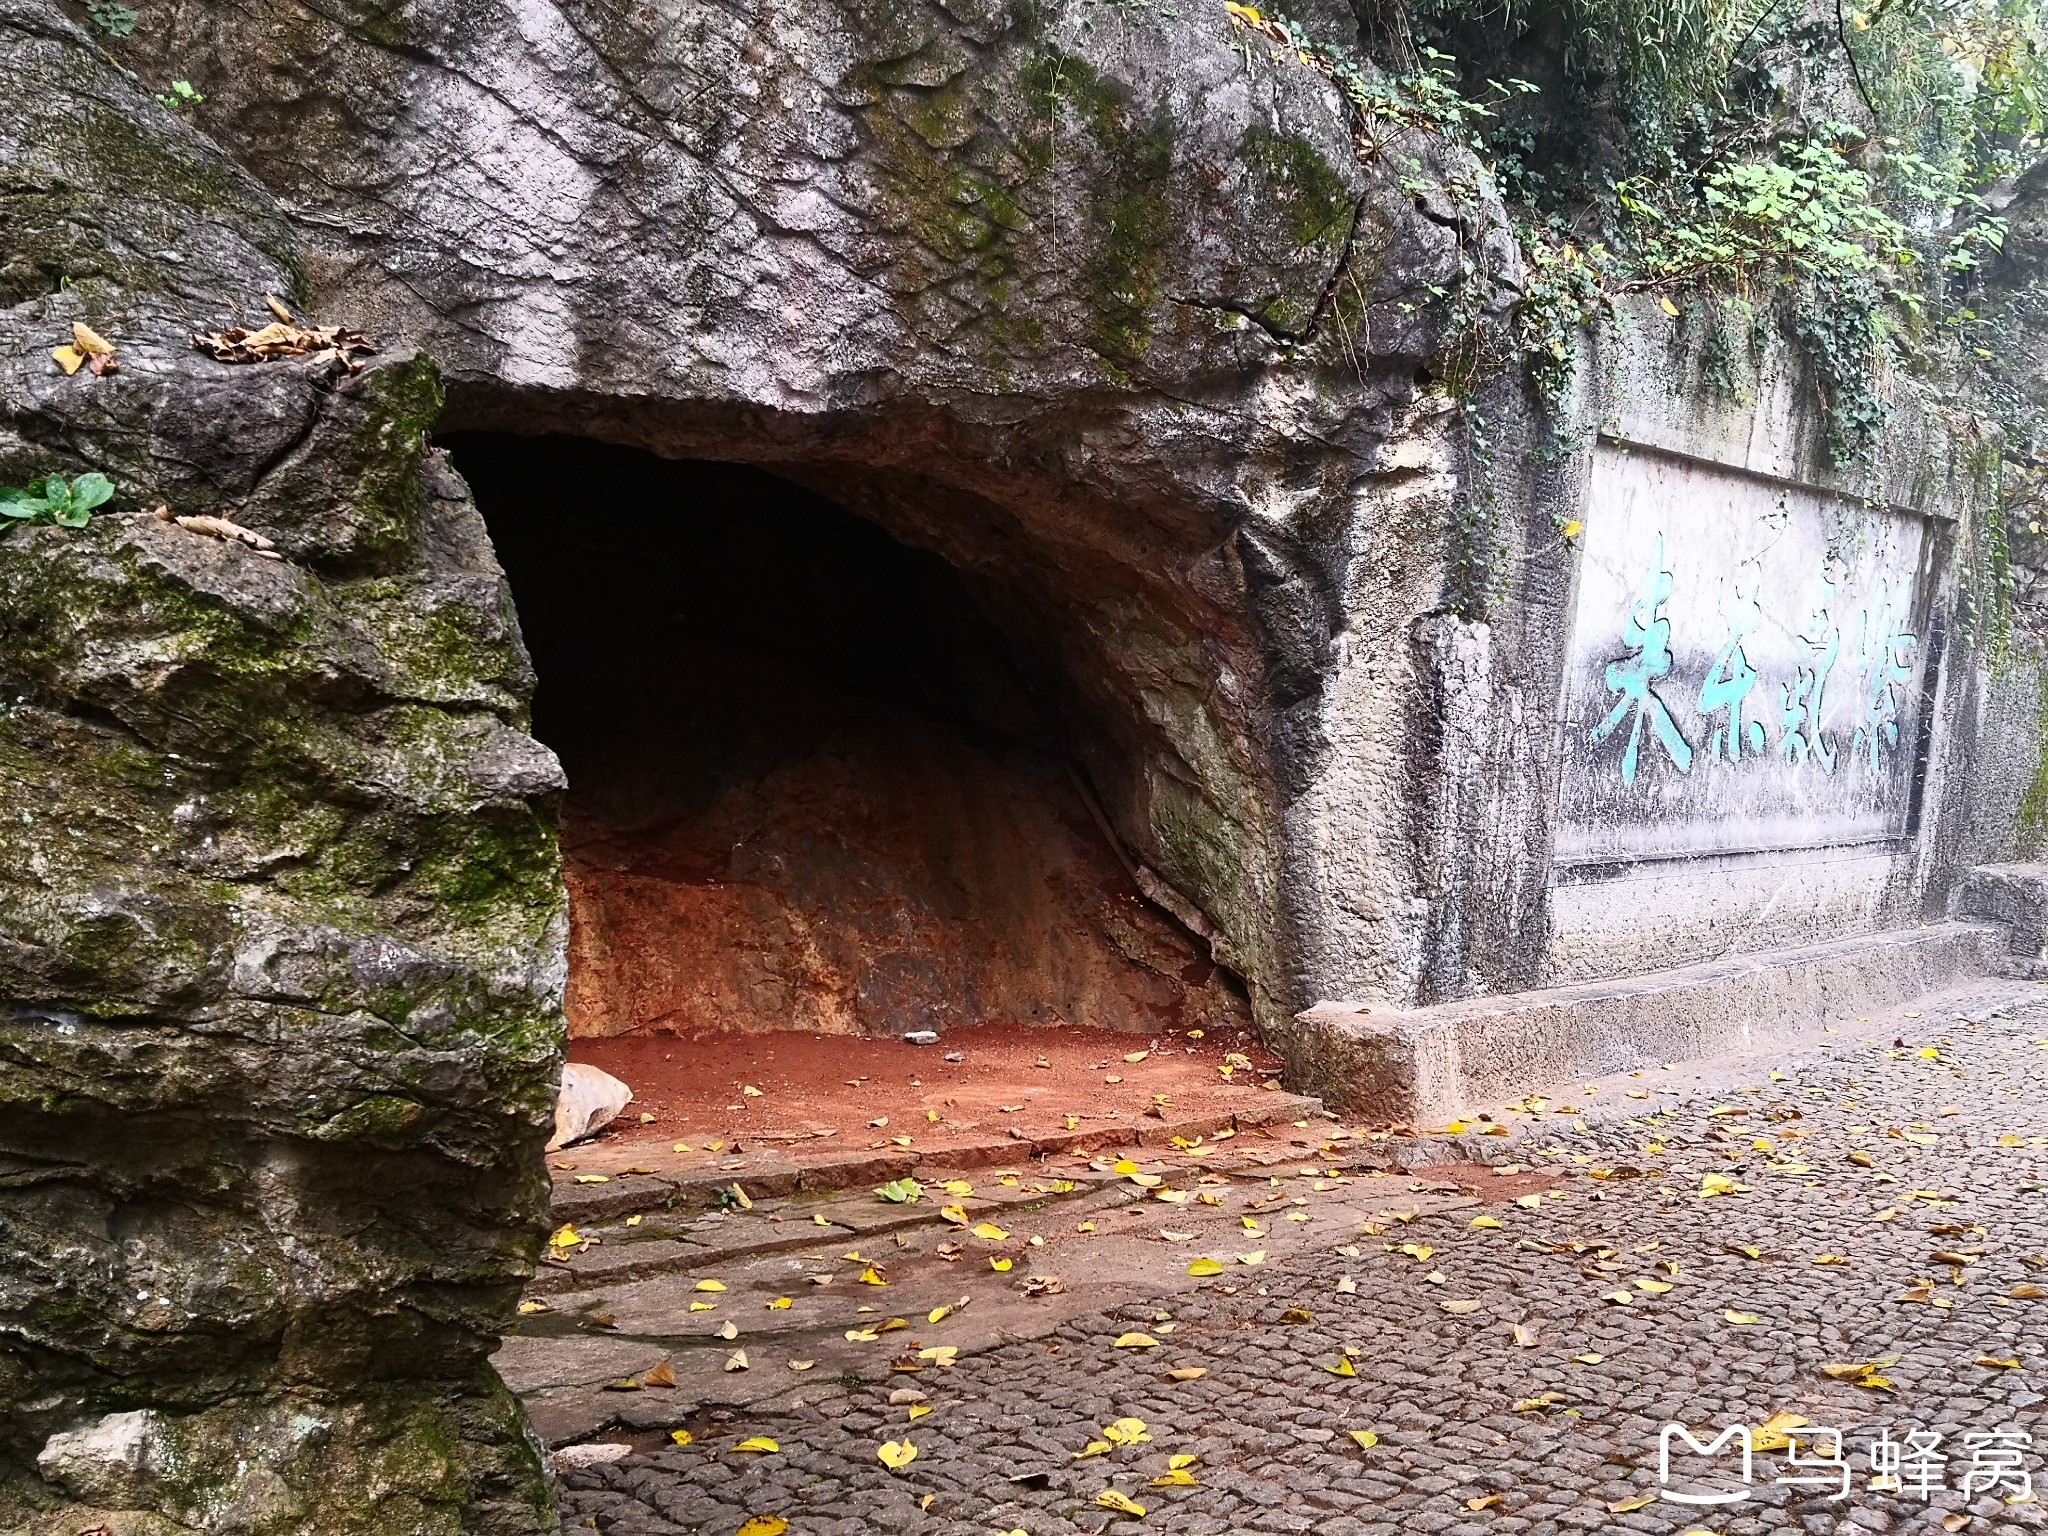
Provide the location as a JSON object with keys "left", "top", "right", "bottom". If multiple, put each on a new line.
{"left": 1187, "top": 1258, "right": 1225, "bottom": 1278}
{"left": 1724, "top": 1311, "right": 1760, "bottom": 1325}
{"left": 1114, "top": 1333, "right": 1160, "bottom": 1349}
{"left": 724, "top": 1349, "right": 749, "bottom": 1371}
{"left": 878, "top": 1440, "right": 918, "bottom": 1471}
{"left": 670, "top": 1429, "right": 694, "bottom": 1446}
{"left": 734, "top": 1519, "right": 787, "bottom": 1536}
{"left": 1165, "top": 1367, "right": 1208, "bottom": 1381}
{"left": 1348, "top": 1430, "right": 1379, "bottom": 1449}
{"left": 1750, "top": 1411, "right": 1809, "bottom": 1451}
{"left": 1103, "top": 1418, "right": 1150, "bottom": 1445}
{"left": 1325, "top": 1357, "right": 1357, "bottom": 1377}
{"left": 1095, "top": 1490, "right": 1146, "bottom": 1516}
{"left": 971, "top": 1223, "right": 1010, "bottom": 1241}
{"left": 695, "top": 1280, "right": 726, "bottom": 1293}
{"left": 1440, "top": 1299, "right": 1483, "bottom": 1315}
{"left": 1609, "top": 1494, "right": 1657, "bottom": 1513}
{"left": 732, "top": 1437, "right": 779, "bottom": 1454}
{"left": 643, "top": 1360, "right": 676, "bottom": 1388}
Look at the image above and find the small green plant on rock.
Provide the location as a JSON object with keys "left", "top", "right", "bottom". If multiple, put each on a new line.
{"left": 84, "top": 0, "right": 138, "bottom": 36}
{"left": 0, "top": 472, "right": 114, "bottom": 529}
{"left": 156, "top": 79, "right": 202, "bottom": 110}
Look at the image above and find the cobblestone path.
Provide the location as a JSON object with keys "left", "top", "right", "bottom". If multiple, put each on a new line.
{"left": 556, "top": 991, "right": 2048, "bottom": 1536}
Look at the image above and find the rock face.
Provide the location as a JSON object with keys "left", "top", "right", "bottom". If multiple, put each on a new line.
{"left": 117, "top": 0, "right": 1533, "bottom": 1028}
{"left": 0, "top": 5, "right": 562, "bottom": 1530}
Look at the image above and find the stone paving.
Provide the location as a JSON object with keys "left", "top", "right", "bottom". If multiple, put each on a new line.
{"left": 550, "top": 983, "right": 2048, "bottom": 1535}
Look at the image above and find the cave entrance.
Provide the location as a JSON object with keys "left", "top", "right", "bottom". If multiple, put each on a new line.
{"left": 448, "top": 434, "right": 1257, "bottom": 1130}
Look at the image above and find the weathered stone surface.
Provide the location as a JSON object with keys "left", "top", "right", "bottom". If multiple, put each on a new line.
{"left": 0, "top": 4, "right": 563, "bottom": 1530}
{"left": 116, "top": 0, "right": 1533, "bottom": 1027}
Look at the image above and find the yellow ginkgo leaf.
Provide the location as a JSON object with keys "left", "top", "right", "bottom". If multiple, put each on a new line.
{"left": 1470, "top": 1216, "right": 1503, "bottom": 1230}
{"left": 859, "top": 1267, "right": 887, "bottom": 1285}
{"left": 768, "top": 1296, "right": 792, "bottom": 1310}
{"left": 907, "top": 1404, "right": 932, "bottom": 1420}
{"left": 695, "top": 1279, "right": 727, "bottom": 1293}
{"left": 1095, "top": 1490, "right": 1147, "bottom": 1516}
{"left": 1749, "top": 1411, "right": 1809, "bottom": 1452}
{"left": 734, "top": 1518, "right": 786, "bottom": 1536}
{"left": 1238, "top": 1251, "right": 1266, "bottom": 1266}
{"left": 1103, "top": 1418, "right": 1151, "bottom": 1445}
{"left": 1074, "top": 1440, "right": 1113, "bottom": 1459}
{"left": 1347, "top": 1429, "right": 1378, "bottom": 1449}
{"left": 990, "top": 1257, "right": 1014, "bottom": 1272}
{"left": 1168, "top": 1454, "right": 1198, "bottom": 1470}
{"left": 1633, "top": 1278, "right": 1673, "bottom": 1294}
{"left": 1165, "top": 1367, "right": 1207, "bottom": 1381}
{"left": 1187, "top": 1258, "right": 1225, "bottom": 1278}
{"left": 918, "top": 1346, "right": 960, "bottom": 1365}
{"left": 1325, "top": 1356, "right": 1357, "bottom": 1377}
{"left": 1114, "top": 1332, "right": 1160, "bottom": 1349}
{"left": 1151, "top": 1469, "right": 1198, "bottom": 1486}
{"left": 1608, "top": 1494, "right": 1657, "bottom": 1513}
{"left": 1659, "top": 295, "right": 1682, "bottom": 316}
{"left": 670, "top": 1429, "right": 695, "bottom": 1446}
{"left": 878, "top": 1439, "right": 918, "bottom": 1471}
{"left": 1724, "top": 1310, "right": 1760, "bottom": 1325}
{"left": 971, "top": 1223, "right": 1010, "bottom": 1241}
{"left": 732, "top": 1436, "right": 779, "bottom": 1453}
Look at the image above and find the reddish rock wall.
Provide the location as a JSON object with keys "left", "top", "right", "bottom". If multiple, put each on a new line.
{"left": 456, "top": 434, "right": 1254, "bottom": 1042}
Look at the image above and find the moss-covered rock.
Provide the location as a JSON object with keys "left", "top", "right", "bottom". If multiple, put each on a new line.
{"left": 0, "top": 7, "right": 561, "bottom": 1532}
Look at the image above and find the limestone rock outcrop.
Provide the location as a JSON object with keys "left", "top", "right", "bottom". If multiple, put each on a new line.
{"left": 0, "top": 5, "right": 563, "bottom": 1530}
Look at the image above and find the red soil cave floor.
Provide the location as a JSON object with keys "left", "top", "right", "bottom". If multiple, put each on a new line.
{"left": 561, "top": 1020, "right": 1286, "bottom": 1164}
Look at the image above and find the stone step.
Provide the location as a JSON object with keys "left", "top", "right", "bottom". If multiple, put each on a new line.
{"left": 534, "top": 1182, "right": 1105, "bottom": 1294}
{"left": 1291, "top": 921, "right": 2009, "bottom": 1126}
{"left": 547, "top": 1091, "right": 1326, "bottom": 1224}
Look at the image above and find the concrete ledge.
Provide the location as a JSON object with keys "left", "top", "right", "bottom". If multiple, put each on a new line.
{"left": 1292, "top": 921, "right": 2007, "bottom": 1125}
{"left": 1956, "top": 863, "right": 2048, "bottom": 957}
